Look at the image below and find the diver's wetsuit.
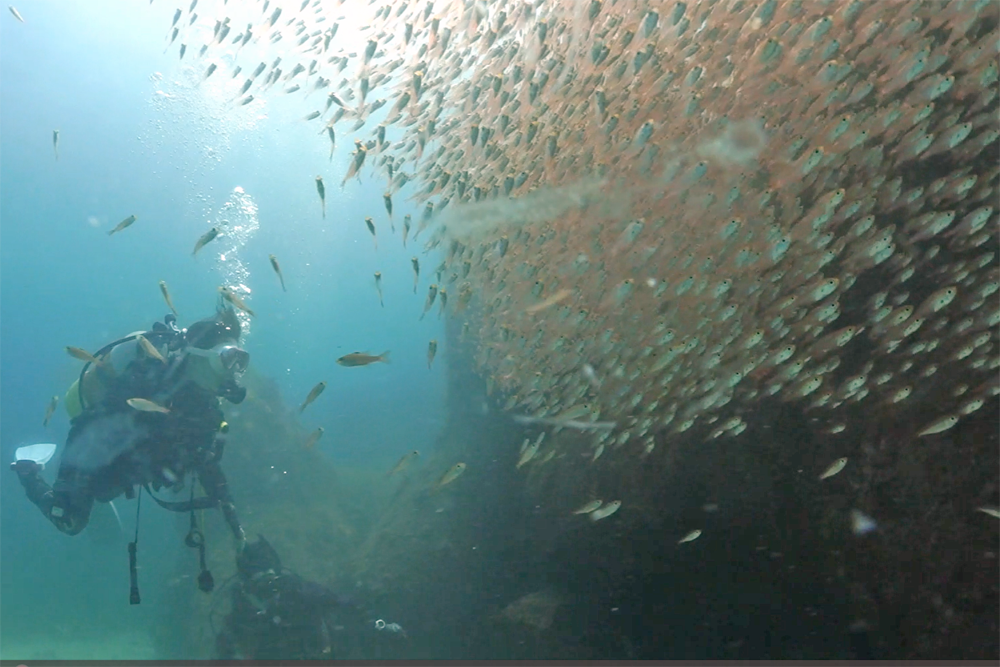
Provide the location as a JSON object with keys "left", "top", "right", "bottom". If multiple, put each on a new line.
{"left": 216, "top": 548, "right": 366, "bottom": 660}
{"left": 217, "top": 571, "right": 340, "bottom": 659}
{"left": 14, "top": 328, "right": 246, "bottom": 541}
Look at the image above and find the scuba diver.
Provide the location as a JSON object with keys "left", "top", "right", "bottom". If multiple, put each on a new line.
{"left": 215, "top": 535, "right": 402, "bottom": 660}
{"left": 10, "top": 306, "right": 251, "bottom": 600}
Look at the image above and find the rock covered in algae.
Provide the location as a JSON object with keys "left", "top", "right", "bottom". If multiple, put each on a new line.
{"left": 497, "top": 589, "right": 564, "bottom": 630}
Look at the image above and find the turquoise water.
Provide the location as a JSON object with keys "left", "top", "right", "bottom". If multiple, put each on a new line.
{"left": 1, "top": 2, "right": 446, "bottom": 658}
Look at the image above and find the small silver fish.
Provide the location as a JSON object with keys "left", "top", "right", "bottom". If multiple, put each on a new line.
{"left": 137, "top": 334, "right": 167, "bottom": 364}
{"left": 511, "top": 414, "right": 617, "bottom": 431}
{"left": 433, "top": 462, "right": 466, "bottom": 491}
{"left": 917, "top": 414, "right": 959, "bottom": 436}
{"left": 192, "top": 227, "right": 220, "bottom": 256}
{"left": 388, "top": 450, "right": 419, "bottom": 476}
{"left": 678, "top": 529, "right": 702, "bottom": 544}
{"left": 374, "top": 271, "right": 384, "bottom": 307}
{"left": 516, "top": 437, "right": 540, "bottom": 469}
{"left": 299, "top": 381, "right": 327, "bottom": 413}
{"left": 303, "top": 427, "right": 324, "bottom": 449}
{"left": 159, "top": 280, "right": 179, "bottom": 316}
{"left": 589, "top": 500, "right": 621, "bottom": 521}
{"left": 108, "top": 214, "right": 138, "bottom": 236}
{"left": 269, "top": 254, "right": 287, "bottom": 292}
{"left": 819, "top": 457, "right": 848, "bottom": 480}
{"left": 976, "top": 507, "right": 1000, "bottom": 519}
{"left": 573, "top": 499, "right": 603, "bottom": 515}
{"left": 43, "top": 395, "right": 59, "bottom": 427}
{"left": 127, "top": 397, "right": 170, "bottom": 413}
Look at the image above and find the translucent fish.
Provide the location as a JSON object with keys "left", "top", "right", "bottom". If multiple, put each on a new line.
{"left": 573, "top": 499, "right": 603, "bottom": 515}
{"left": 589, "top": 500, "right": 621, "bottom": 521}
{"left": 677, "top": 529, "right": 701, "bottom": 544}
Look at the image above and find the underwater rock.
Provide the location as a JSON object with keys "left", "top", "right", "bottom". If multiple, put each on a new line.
{"left": 497, "top": 589, "right": 564, "bottom": 631}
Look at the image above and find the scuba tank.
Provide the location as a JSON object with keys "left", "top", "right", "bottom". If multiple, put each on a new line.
{"left": 65, "top": 317, "right": 185, "bottom": 418}
{"left": 64, "top": 311, "right": 249, "bottom": 418}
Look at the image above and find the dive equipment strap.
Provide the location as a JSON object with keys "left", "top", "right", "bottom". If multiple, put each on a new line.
{"left": 183, "top": 485, "right": 215, "bottom": 593}
{"left": 143, "top": 482, "right": 217, "bottom": 594}
{"left": 142, "top": 484, "right": 220, "bottom": 512}
{"left": 128, "top": 488, "right": 142, "bottom": 605}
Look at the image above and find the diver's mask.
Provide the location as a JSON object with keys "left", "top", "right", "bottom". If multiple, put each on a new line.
{"left": 187, "top": 344, "right": 250, "bottom": 376}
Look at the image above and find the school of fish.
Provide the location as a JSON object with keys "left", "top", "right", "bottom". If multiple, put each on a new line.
{"left": 144, "top": 0, "right": 997, "bottom": 502}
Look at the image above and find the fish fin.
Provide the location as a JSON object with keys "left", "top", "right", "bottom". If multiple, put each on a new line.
{"left": 380, "top": 350, "right": 391, "bottom": 364}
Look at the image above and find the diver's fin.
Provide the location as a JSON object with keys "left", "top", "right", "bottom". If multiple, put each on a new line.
{"left": 14, "top": 443, "right": 57, "bottom": 468}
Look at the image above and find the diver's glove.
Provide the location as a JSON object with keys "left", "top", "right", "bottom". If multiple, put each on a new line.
{"left": 10, "top": 460, "right": 41, "bottom": 477}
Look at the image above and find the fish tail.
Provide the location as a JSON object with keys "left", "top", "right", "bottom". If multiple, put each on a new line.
{"left": 380, "top": 351, "right": 391, "bottom": 364}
